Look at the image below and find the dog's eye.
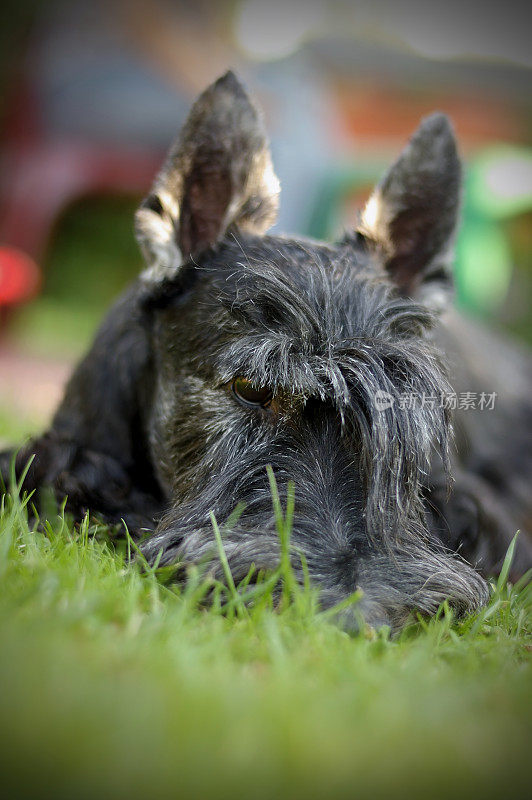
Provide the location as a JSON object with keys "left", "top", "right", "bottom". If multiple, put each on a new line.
{"left": 232, "top": 377, "right": 273, "bottom": 408}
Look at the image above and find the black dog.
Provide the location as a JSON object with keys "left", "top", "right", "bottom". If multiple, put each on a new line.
{"left": 2, "top": 72, "right": 531, "bottom": 631}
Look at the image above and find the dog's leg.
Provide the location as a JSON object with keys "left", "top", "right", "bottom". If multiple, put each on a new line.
{"left": 425, "top": 468, "right": 532, "bottom": 581}
{"left": 0, "top": 285, "right": 163, "bottom": 534}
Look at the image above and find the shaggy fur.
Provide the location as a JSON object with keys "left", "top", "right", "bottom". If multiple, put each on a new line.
{"left": 2, "top": 72, "right": 531, "bottom": 632}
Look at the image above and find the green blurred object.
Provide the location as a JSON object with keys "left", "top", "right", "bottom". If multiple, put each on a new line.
{"left": 457, "top": 146, "right": 532, "bottom": 316}
{"left": 454, "top": 219, "right": 511, "bottom": 315}
{"left": 468, "top": 146, "right": 532, "bottom": 219}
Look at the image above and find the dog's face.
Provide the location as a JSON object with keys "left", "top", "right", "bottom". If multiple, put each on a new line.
{"left": 135, "top": 72, "right": 488, "bottom": 630}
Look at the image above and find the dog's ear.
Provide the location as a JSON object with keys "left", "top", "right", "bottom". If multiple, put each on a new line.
{"left": 135, "top": 71, "right": 280, "bottom": 281}
{"left": 358, "top": 113, "right": 461, "bottom": 310}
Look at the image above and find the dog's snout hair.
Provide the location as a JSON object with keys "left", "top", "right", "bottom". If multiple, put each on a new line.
{"left": 2, "top": 71, "right": 531, "bottom": 632}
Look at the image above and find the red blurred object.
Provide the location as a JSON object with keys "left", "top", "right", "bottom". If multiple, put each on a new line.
{"left": 0, "top": 246, "right": 41, "bottom": 306}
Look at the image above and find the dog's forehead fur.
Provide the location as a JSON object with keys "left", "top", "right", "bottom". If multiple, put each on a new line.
{"left": 155, "top": 233, "right": 436, "bottom": 402}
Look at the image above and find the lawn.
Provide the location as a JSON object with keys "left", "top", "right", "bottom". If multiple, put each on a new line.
{"left": 0, "top": 470, "right": 530, "bottom": 800}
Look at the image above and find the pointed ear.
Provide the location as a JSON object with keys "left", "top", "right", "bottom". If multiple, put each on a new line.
{"left": 358, "top": 113, "right": 462, "bottom": 310}
{"left": 135, "top": 71, "right": 280, "bottom": 281}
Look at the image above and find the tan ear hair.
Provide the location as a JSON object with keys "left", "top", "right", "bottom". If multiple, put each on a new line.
{"left": 359, "top": 113, "right": 461, "bottom": 310}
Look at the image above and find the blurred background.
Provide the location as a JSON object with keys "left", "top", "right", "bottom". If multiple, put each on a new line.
{"left": 0, "top": 0, "right": 531, "bottom": 445}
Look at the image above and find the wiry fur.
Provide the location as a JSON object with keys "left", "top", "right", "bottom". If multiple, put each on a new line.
{"left": 2, "top": 72, "right": 530, "bottom": 633}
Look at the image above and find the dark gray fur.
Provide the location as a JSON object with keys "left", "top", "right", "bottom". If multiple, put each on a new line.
{"left": 2, "top": 72, "right": 531, "bottom": 633}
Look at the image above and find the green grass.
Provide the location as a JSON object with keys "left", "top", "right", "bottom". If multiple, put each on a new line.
{"left": 0, "top": 472, "right": 530, "bottom": 800}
